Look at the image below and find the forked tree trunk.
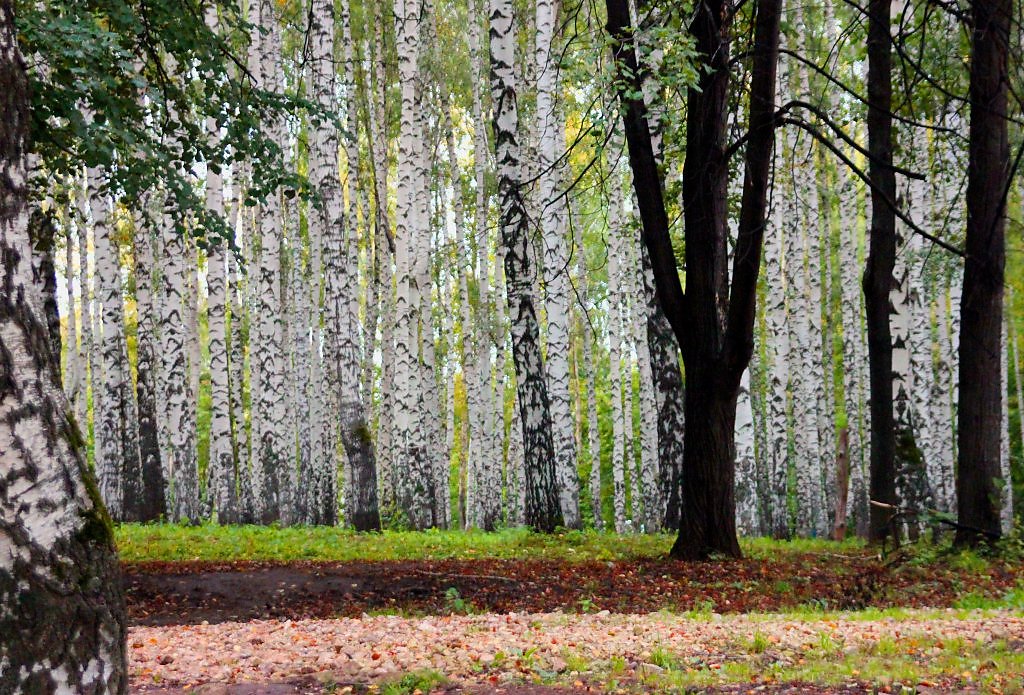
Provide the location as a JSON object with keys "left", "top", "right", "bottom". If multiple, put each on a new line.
{"left": 0, "top": 2, "right": 127, "bottom": 685}
{"left": 608, "top": 0, "right": 780, "bottom": 558}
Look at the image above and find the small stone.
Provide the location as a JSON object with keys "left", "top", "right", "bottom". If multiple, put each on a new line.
{"left": 639, "top": 663, "right": 666, "bottom": 676}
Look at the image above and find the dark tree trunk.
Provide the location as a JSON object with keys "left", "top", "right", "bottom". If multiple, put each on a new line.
{"left": 491, "top": 0, "right": 563, "bottom": 532}
{"left": 607, "top": 0, "right": 780, "bottom": 558}
{"left": 672, "top": 373, "right": 742, "bottom": 558}
{"left": 956, "top": 0, "right": 1010, "bottom": 545}
{"left": 0, "top": 1, "right": 128, "bottom": 689}
{"left": 863, "top": 0, "right": 899, "bottom": 544}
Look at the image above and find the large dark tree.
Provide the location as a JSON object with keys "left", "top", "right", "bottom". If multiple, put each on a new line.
{"left": 956, "top": 0, "right": 1011, "bottom": 545}
{"left": 0, "top": 0, "right": 127, "bottom": 690}
{"left": 607, "top": 0, "right": 782, "bottom": 558}
{"left": 863, "top": 0, "right": 899, "bottom": 543}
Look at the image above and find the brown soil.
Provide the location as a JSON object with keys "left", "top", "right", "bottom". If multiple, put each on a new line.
{"left": 123, "top": 554, "right": 1023, "bottom": 627}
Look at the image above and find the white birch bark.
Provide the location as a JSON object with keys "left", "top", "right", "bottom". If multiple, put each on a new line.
{"left": 491, "top": 0, "right": 562, "bottom": 530}
{"left": 1010, "top": 290, "right": 1024, "bottom": 513}
{"left": 205, "top": 6, "right": 235, "bottom": 524}
{"left": 764, "top": 177, "right": 790, "bottom": 538}
{"left": 250, "top": 0, "right": 289, "bottom": 525}
{"left": 790, "top": 13, "right": 828, "bottom": 537}
{"left": 536, "top": 0, "right": 580, "bottom": 529}
{"left": 735, "top": 368, "right": 757, "bottom": 535}
{"left": 157, "top": 191, "right": 199, "bottom": 523}
{"left": 841, "top": 197, "right": 868, "bottom": 534}
{"left": 607, "top": 143, "right": 628, "bottom": 534}
{"left": 88, "top": 166, "right": 142, "bottom": 523}
{"left": 65, "top": 216, "right": 87, "bottom": 428}
{"left": 62, "top": 206, "right": 80, "bottom": 408}
{"left": 134, "top": 198, "right": 166, "bottom": 521}
{"left": 584, "top": 310, "right": 603, "bottom": 530}
{"left": 1001, "top": 317, "right": 1014, "bottom": 534}
{"left": 783, "top": 139, "right": 823, "bottom": 537}
{"left": 393, "top": 0, "right": 438, "bottom": 528}
{"left": 0, "top": 21, "right": 127, "bottom": 677}
{"left": 629, "top": 232, "right": 660, "bottom": 532}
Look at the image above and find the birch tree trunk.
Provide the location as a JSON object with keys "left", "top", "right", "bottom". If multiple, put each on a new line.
{"left": 133, "top": 204, "right": 166, "bottom": 522}
{"left": 584, "top": 310, "right": 603, "bottom": 530}
{"left": 63, "top": 211, "right": 82, "bottom": 413}
{"left": 393, "top": 0, "right": 439, "bottom": 529}
{"left": 629, "top": 234, "right": 661, "bottom": 532}
{"left": 1000, "top": 317, "right": 1014, "bottom": 534}
{"left": 607, "top": 142, "right": 628, "bottom": 534}
{"left": 490, "top": 0, "right": 562, "bottom": 531}
{"left": 0, "top": 8, "right": 127, "bottom": 688}
{"left": 336, "top": 0, "right": 381, "bottom": 531}
{"left": 89, "top": 167, "right": 142, "bottom": 523}
{"left": 251, "top": 0, "right": 289, "bottom": 525}
{"left": 764, "top": 175, "right": 790, "bottom": 538}
{"left": 734, "top": 368, "right": 757, "bottom": 534}
{"left": 536, "top": 0, "right": 580, "bottom": 529}
{"left": 206, "top": 114, "right": 235, "bottom": 524}
{"left": 157, "top": 195, "right": 200, "bottom": 523}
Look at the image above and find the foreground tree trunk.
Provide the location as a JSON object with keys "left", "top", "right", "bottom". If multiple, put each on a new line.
{"left": 957, "top": 0, "right": 1010, "bottom": 545}
{"left": 607, "top": 0, "right": 780, "bottom": 558}
{"left": 490, "top": 0, "right": 563, "bottom": 531}
{"left": 0, "top": 1, "right": 127, "bottom": 687}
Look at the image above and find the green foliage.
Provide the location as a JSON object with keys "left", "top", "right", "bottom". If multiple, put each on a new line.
{"left": 378, "top": 670, "right": 448, "bottom": 695}
{"left": 17, "top": 0, "right": 315, "bottom": 240}
{"left": 443, "top": 586, "right": 475, "bottom": 614}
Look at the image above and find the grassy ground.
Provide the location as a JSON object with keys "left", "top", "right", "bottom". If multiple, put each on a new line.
{"left": 115, "top": 523, "right": 865, "bottom": 564}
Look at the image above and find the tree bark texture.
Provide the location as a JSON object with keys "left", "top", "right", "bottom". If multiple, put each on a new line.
{"left": 0, "top": 2, "right": 128, "bottom": 686}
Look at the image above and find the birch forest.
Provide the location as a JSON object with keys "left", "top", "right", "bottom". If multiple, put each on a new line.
{"left": 18, "top": 0, "right": 1024, "bottom": 548}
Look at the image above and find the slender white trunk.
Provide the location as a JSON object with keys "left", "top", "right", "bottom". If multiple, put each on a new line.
{"left": 62, "top": 206, "right": 80, "bottom": 408}
{"left": 251, "top": 0, "right": 289, "bottom": 524}
{"left": 134, "top": 198, "right": 166, "bottom": 521}
{"left": 206, "top": 8, "right": 235, "bottom": 523}
{"left": 764, "top": 177, "right": 790, "bottom": 538}
{"left": 1010, "top": 289, "right": 1024, "bottom": 509}
{"left": 584, "top": 311, "right": 603, "bottom": 530}
{"left": 735, "top": 368, "right": 757, "bottom": 534}
{"left": 89, "top": 166, "right": 142, "bottom": 522}
{"left": 1001, "top": 317, "right": 1014, "bottom": 533}
{"left": 157, "top": 192, "right": 200, "bottom": 522}
{"left": 607, "top": 140, "right": 628, "bottom": 534}
{"left": 629, "top": 232, "right": 660, "bottom": 532}
{"left": 536, "top": 0, "right": 580, "bottom": 529}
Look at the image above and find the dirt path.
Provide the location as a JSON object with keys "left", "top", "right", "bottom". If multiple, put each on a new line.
{"left": 128, "top": 610, "right": 1024, "bottom": 693}
{"left": 123, "top": 556, "right": 1023, "bottom": 625}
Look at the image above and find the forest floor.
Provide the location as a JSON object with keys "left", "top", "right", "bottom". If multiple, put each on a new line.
{"left": 121, "top": 527, "right": 1024, "bottom": 693}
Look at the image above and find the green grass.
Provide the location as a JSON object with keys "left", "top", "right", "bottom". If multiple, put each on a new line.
{"left": 115, "top": 523, "right": 677, "bottom": 563}
{"left": 605, "top": 633, "right": 1024, "bottom": 693}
